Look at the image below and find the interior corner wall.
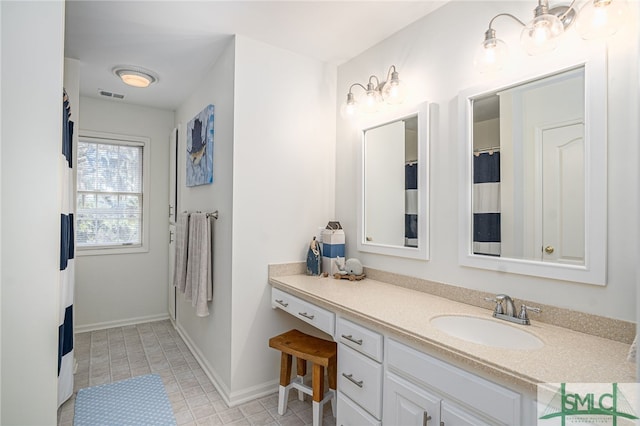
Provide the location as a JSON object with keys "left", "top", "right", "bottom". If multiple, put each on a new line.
{"left": 0, "top": 3, "right": 3, "bottom": 422}
{"left": 174, "top": 37, "right": 236, "bottom": 397}
{"left": 1, "top": 1, "right": 65, "bottom": 424}
{"left": 636, "top": 1, "right": 640, "bottom": 380}
{"left": 336, "top": 1, "right": 639, "bottom": 321}
{"left": 75, "top": 97, "right": 174, "bottom": 330}
{"left": 230, "top": 35, "right": 336, "bottom": 399}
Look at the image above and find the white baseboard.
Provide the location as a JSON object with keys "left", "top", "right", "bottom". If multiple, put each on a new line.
{"left": 75, "top": 313, "right": 170, "bottom": 333}
{"left": 227, "top": 378, "right": 280, "bottom": 406}
{"left": 173, "top": 321, "right": 278, "bottom": 407}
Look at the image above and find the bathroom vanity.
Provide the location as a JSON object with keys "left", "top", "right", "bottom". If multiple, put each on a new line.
{"left": 269, "top": 263, "right": 635, "bottom": 426}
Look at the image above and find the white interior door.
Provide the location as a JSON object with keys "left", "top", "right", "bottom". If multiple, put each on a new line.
{"left": 168, "top": 128, "right": 178, "bottom": 321}
{"left": 169, "top": 224, "right": 176, "bottom": 321}
{"left": 538, "top": 123, "right": 585, "bottom": 264}
{"left": 169, "top": 128, "right": 178, "bottom": 224}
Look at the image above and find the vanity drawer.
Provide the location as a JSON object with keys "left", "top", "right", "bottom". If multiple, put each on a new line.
{"left": 386, "top": 339, "right": 520, "bottom": 425}
{"left": 294, "top": 297, "right": 335, "bottom": 336}
{"left": 271, "top": 287, "right": 335, "bottom": 336}
{"left": 337, "top": 392, "right": 381, "bottom": 426}
{"left": 337, "top": 317, "right": 383, "bottom": 362}
{"left": 338, "top": 344, "right": 383, "bottom": 420}
{"left": 272, "top": 287, "right": 296, "bottom": 313}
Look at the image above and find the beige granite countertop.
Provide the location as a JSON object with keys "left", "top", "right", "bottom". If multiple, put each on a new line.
{"left": 269, "top": 272, "right": 636, "bottom": 394}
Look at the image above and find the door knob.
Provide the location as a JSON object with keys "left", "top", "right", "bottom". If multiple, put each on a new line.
{"left": 544, "top": 245, "right": 554, "bottom": 254}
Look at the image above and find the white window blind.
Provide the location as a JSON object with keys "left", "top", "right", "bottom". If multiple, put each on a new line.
{"left": 76, "top": 139, "right": 144, "bottom": 248}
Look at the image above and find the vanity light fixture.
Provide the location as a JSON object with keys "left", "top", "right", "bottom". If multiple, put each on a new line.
{"left": 474, "top": 0, "right": 627, "bottom": 72}
{"left": 575, "top": 0, "right": 629, "bottom": 39}
{"left": 113, "top": 66, "right": 158, "bottom": 88}
{"left": 340, "top": 65, "right": 407, "bottom": 118}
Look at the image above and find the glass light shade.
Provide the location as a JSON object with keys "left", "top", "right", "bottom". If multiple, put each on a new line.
{"left": 340, "top": 100, "right": 358, "bottom": 118}
{"left": 381, "top": 76, "right": 407, "bottom": 105}
{"left": 520, "top": 13, "right": 564, "bottom": 55}
{"left": 474, "top": 37, "right": 509, "bottom": 73}
{"left": 576, "top": 0, "right": 628, "bottom": 39}
{"left": 340, "top": 92, "right": 359, "bottom": 118}
{"left": 360, "top": 89, "right": 382, "bottom": 114}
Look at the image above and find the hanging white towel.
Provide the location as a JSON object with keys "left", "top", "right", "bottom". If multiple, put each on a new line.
{"left": 185, "top": 213, "right": 212, "bottom": 317}
{"left": 173, "top": 213, "right": 190, "bottom": 293}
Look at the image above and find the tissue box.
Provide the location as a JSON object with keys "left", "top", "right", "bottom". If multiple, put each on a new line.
{"left": 322, "top": 227, "right": 345, "bottom": 275}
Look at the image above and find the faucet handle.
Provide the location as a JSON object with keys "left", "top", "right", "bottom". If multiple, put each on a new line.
{"left": 518, "top": 304, "right": 541, "bottom": 322}
{"left": 484, "top": 297, "right": 504, "bottom": 315}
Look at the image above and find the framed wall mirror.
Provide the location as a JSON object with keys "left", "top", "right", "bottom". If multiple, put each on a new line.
{"left": 458, "top": 49, "right": 607, "bottom": 285}
{"left": 357, "top": 102, "right": 430, "bottom": 260}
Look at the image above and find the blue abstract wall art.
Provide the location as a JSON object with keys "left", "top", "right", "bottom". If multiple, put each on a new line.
{"left": 186, "top": 104, "right": 214, "bottom": 187}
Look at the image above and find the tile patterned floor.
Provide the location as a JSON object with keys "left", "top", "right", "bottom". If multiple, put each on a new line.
{"left": 57, "top": 320, "right": 336, "bottom": 426}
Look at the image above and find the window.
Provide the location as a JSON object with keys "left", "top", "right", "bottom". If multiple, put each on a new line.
{"left": 76, "top": 131, "right": 149, "bottom": 254}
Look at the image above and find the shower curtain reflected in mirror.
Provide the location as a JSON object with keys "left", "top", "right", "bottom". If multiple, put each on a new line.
{"left": 473, "top": 151, "right": 501, "bottom": 256}
{"left": 405, "top": 162, "right": 418, "bottom": 248}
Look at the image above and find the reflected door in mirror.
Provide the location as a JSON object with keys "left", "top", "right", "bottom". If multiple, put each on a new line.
{"left": 472, "top": 68, "right": 585, "bottom": 265}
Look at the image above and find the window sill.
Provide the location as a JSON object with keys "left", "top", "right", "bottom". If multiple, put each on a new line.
{"left": 77, "top": 245, "right": 149, "bottom": 256}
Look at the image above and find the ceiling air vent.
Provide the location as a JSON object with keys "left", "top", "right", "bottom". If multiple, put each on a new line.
{"left": 98, "top": 89, "right": 125, "bottom": 100}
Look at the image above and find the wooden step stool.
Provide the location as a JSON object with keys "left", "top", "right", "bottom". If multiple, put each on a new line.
{"left": 269, "top": 329, "right": 337, "bottom": 426}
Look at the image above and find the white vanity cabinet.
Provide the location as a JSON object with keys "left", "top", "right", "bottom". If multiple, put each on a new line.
{"left": 271, "top": 286, "right": 531, "bottom": 426}
{"left": 271, "top": 287, "right": 335, "bottom": 336}
{"left": 384, "top": 373, "right": 493, "bottom": 426}
{"left": 384, "top": 373, "right": 442, "bottom": 426}
{"left": 337, "top": 393, "right": 381, "bottom": 426}
{"left": 336, "top": 317, "right": 383, "bottom": 426}
{"left": 385, "top": 339, "right": 521, "bottom": 425}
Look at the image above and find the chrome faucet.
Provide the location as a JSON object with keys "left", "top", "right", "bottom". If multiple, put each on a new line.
{"left": 484, "top": 294, "right": 541, "bottom": 325}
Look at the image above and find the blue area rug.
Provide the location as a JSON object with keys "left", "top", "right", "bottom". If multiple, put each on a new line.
{"left": 74, "top": 374, "right": 176, "bottom": 425}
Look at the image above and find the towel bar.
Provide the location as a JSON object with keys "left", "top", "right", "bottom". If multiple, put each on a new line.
{"left": 182, "top": 210, "right": 218, "bottom": 219}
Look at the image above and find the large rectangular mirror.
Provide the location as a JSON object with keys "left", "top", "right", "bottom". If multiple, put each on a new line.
{"left": 357, "top": 102, "right": 430, "bottom": 260}
{"left": 458, "top": 50, "right": 606, "bottom": 285}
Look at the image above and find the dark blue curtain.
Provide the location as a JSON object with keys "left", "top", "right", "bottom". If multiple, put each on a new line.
{"left": 405, "top": 163, "right": 418, "bottom": 247}
{"left": 473, "top": 152, "right": 501, "bottom": 256}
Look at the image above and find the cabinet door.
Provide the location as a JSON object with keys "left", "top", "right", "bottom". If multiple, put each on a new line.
{"left": 384, "top": 373, "right": 441, "bottom": 426}
{"left": 441, "top": 401, "right": 492, "bottom": 426}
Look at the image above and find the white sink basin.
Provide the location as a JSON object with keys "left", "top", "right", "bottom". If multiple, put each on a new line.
{"left": 430, "top": 315, "right": 544, "bottom": 350}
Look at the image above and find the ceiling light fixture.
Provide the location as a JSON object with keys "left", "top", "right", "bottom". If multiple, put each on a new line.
{"left": 474, "top": 0, "right": 627, "bottom": 73}
{"left": 113, "top": 66, "right": 158, "bottom": 88}
{"left": 340, "top": 65, "right": 407, "bottom": 119}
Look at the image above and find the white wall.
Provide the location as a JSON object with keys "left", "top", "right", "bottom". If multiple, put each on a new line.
{"left": 174, "top": 36, "right": 235, "bottom": 395}
{"left": 336, "top": 1, "right": 639, "bottom": 322}
{"left": 1, "top": 3, "right": 3, "bottom": 420}
{"left": 174, "top": 34, "right": 336, "bottom": 404}
{"left": 0, "top": 1, "right": 65, "bottom": 423}
{"left": 230, "top": 35, "right": 336, "bottom": 397}
{"left": 75, "top": 97, "right": 174, "bottom": 330}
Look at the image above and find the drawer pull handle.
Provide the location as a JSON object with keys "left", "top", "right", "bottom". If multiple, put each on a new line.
{"left": 298, "top": 312, "right": 315, "bottom": 320}
{"left": 423, "top": 411, "right": 432, "bottom": 426}
{"left": 341, "top": 334, "right": 363, "bottom": 345}
{"left": 342, "top": 373, "right": 363, "bottom": 388}
{"left": 275, "top": 299, "right": 288, "bottom": 308}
